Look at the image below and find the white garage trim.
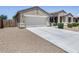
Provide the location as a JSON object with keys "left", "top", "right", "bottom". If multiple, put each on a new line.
{"left": 24, "top": 15, "right": 49, "bottom": 17}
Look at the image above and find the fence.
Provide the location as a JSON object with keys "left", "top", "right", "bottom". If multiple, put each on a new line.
{"left": 0, "top": 20, "right": 16, "bottom": 27}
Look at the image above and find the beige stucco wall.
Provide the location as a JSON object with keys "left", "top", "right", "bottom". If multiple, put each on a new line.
{"left": 65, "top": 15, "right": 73, "bottom": 23}
{"left": 58, "top": 12, "right": 66, "bottom": 16}
{"left": 37, "top": 10, "right": 48, "bottom": 16}
{"left": 22, "top": 9, "right": 48, "bottom": 16}
{"left": 57, "top": 12, "right": 66, "bottom": 23}
{"left": 57, "top": 12, "right": 73, "bottom": 23}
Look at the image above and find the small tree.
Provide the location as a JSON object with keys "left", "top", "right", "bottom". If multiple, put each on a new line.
{"left": 0, "top": 15, "right": 7, "bottom": 20}
{"left": 13, "top": 15, "right": 16, "bottom": 19}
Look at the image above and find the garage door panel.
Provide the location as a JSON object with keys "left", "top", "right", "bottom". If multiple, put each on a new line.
{"left": 24, "top": 15, "right": 48, "bottom": 27}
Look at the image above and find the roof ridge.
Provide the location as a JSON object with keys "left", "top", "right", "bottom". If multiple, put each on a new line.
{"left": 50, "top": 10, "right": 66, "bottom": 14}
{"left": 18, "top": 6, "right": 38, "bottom": 12}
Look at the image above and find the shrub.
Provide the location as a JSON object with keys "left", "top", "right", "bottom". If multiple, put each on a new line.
{"left": 76, "top": 23, "right": 79, "bottom": 26}
{"left": 67, "top": 23, "right": 73, "bottom": 28}
{"left": 58, "top": 23, "right": 64, "bottom": 29}
{"left": 67, "top": 23, "right": 79, "bottom": 28}
{"left": 72, "top": 23, "right": 78, "bottom": 27}
{"left": 53, "top": 23, "right": 57, "bottom": 26}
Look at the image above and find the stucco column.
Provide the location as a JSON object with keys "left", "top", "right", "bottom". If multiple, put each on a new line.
{"left": 64, "top": 17, "right": 67, "bottom": 25}
{"left": 20, "top": 14, "right": 23, "bottom": 23}
{"left": 58, "top": 16, "right": 60, "bottom": 23}
{"left": 19, "top": 13, "right": 25, "bottom": 28}
{"left": 47, "top": 17, "right": 50, "bottom": 26}
{"left": 65, "top": 16, "right": 68, "bottom": 24}
{"left": 71, "top": 17, "right": 73, "bottom": 23}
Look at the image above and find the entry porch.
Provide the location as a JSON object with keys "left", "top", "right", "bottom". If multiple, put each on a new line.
{"left": 49, "top": 16, "right": 74, "bottom": 25}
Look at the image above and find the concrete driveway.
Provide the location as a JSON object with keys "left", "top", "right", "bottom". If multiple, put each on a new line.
{"left": 27, "top": 27, "right": 79, "bottom": 53}
{"left": 0, "top": 27, "right": 65, "bottom": 53}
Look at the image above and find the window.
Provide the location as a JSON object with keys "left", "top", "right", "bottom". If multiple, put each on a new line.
{"left": 73, "top": 18, "right": 78, "bottom": 22}
{"left": 76, "top": 19, "right": 78, "bottom": 22}
{"left": 68, "top": 17, "right": 71, "bottom": 23}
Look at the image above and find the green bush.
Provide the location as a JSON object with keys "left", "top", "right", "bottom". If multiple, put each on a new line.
{"left": 72, "top": 23, "right": 78, "bottom": 27}
{"left": 53, "top": 23, "right": 57, "bottom": 26}
{"left": 58, "top": 23, "right": 64, "bottom": 29}
{"left": 67, "top": 23, "right": 73, "bottom": 28}
{"left": 72, "top": 23, "right": 79, "bottom": 27}
{"left": 76, "top": 23, "right": 79, "bottom": 26}
{"left": 67, "top": 23, "right": 79, "bottom": 28}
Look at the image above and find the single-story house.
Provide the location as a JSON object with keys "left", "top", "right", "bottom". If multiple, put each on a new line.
{"left": 73, "top": 17, "right": 79, "bottom": 22}
{"left": 50, "top": 10, "right": 77, "bottom": 26}
{"left": 15, "top": 6, "right": 50, "bottom": 28}
{"left": 15, "top": 6, "right": 79, "bottom": 28}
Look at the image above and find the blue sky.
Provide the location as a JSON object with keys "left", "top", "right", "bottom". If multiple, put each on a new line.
{"left": 0, "top": 6, "right": 79, "bottom": 19}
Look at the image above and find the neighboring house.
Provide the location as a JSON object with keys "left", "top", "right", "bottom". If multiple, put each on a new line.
{"left": 15, "top": 6, "right": 50, "bottom": 28}
{"left": 50, "top": 10, "right": 74, "bottom": 25}
{"left": 15, "top": 6, "right": 79, "bottom": 28}
{"left": 73, "top": 17, "right": 79, "bottom": 23}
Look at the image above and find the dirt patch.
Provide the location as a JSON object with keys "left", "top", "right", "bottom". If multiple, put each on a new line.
{"left": 0, "top": 27, "right": 66, "bottom": 53}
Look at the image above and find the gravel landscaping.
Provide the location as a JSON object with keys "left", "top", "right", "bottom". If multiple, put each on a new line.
{"left": 0, "top": 27, "right": 65, "bottom": 53}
